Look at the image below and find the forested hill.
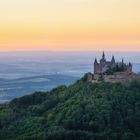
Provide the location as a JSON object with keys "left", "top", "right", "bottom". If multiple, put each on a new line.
{"left": 0, "top": 74, "right": 140, "bottom": 140}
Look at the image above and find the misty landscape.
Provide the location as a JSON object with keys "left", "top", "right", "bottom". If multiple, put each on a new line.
{"left": 0, "top": 51, "right": 140, "bottom": 103}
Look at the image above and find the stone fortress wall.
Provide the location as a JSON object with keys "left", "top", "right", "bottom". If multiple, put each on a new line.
{"left": 88, "top": 71, "right": 140, "bottom": 84}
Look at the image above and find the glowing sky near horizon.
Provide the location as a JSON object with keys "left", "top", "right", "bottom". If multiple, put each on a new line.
{"left": 0, "top": 0, "right": 140, "bottom": 51}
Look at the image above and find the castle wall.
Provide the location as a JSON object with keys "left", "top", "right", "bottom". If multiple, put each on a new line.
{"left": 127, "top": 66, "right": 132, "bottom": 74}
{"left": 89, "top": 72, "right": 140, "bottom": 83}
{"left": 94, "top": 64, "right": 102, "bottom": 74}
{"left": 87, "top": 73, "right": 93, "bottom": 81}
{"left": 104, "top": 74, "right": 130, "bottom": 83}
{"left": 104, "top": 73, "right": 140, "bottom": 83}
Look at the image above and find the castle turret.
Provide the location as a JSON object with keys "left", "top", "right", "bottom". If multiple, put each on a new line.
{"left": 122, "top": 58, "right": 124, "bottom": 65}
{"left": 129, "top": 62, "right": 132, "bottom": 67}
{"left": 100, "top": 51, "right": 106, "bottom": 64}
{"left": 127, "top": 62, "right": 132, "bottom": 74}
{"left": 94, "top": 58, "right": 98, "bottom": 64}
{"left": 102, "top": 51, "right": 105, "bottom": 60}
{"left": 111, "top": 56, "right": 115, "bottom": 64}
{"left": 94, "top": 58, "right": 98, "bottom": 74}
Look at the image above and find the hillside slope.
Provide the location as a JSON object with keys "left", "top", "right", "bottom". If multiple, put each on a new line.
{"left": 0, "top": 75, "right": 140, "bottom": 140}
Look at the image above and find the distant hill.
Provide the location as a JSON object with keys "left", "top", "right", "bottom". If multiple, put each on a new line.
{"left": 0, "top": 74, "right": 140, "bottom": 140}
{"left": 0, "top": 74, "right": 78, "bottom": 103}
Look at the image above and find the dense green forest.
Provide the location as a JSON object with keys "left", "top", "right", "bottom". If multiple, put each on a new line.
{"left": 0, "top": 74, "right": 140, "bottom": 140}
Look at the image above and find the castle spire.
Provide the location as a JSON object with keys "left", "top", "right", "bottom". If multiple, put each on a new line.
{"left": 94, "top": 58, "right": 98, "bottom": 64}
{"left": 111, "top": 55, "right": 115, "bottom": 63}
{"left": 102, "top": 51, "right": 105, "bottom": 59}
{"left": 122, "top": 58, "right": 124, "bottom": 64}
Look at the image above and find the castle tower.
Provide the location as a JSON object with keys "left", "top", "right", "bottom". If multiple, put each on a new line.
{"left": 94, "top": 58, "right": 98, "bottom": 64}
{"left": 111, "top": 56, "right": 115, "bottom": 68}
{"left": 100, "top": 51, "right": 106, "bottom": 63}
{"left": 127, "top": 62, "right": 132, "bottom": 74}
{"left": 102, "top": 51, "right": 105, "bottom": 60}
{"left": 111, "top": 56, "right": 115, "bottom": 64}
{"left": 122, "top": 58, "right": 124, "bottom": 65}
{"left": 99, "top": 52, "right": 106, "bottom": 73}
{"left": 94, "top": 58, "right": 98, "bottom": 74}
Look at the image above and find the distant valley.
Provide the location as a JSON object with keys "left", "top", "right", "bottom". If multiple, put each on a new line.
{"left": 0, "top": 74, "right": 78, "bottom": 103}
{"left": 0, "top": 51, "right": 140, "bottom": 103}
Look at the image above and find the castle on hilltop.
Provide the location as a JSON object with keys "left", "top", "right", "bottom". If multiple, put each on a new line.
{"left": 94, "top": 52, "right": 132, "bottom": 75}
{"left": 87, "top": 52, "right": 140, "bottom": 83}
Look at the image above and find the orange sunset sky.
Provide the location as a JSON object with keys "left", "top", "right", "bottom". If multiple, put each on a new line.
{"left": 0, "top": 0, "right": 140, "bottom": 51}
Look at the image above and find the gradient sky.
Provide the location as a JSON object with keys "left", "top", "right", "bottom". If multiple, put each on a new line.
{"left": 0, "top": 0, "right": 140, "bottom": 51}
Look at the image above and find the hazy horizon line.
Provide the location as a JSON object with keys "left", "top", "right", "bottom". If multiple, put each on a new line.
{"left": 0, "top": 50, "right": 140, "bottom": 53}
